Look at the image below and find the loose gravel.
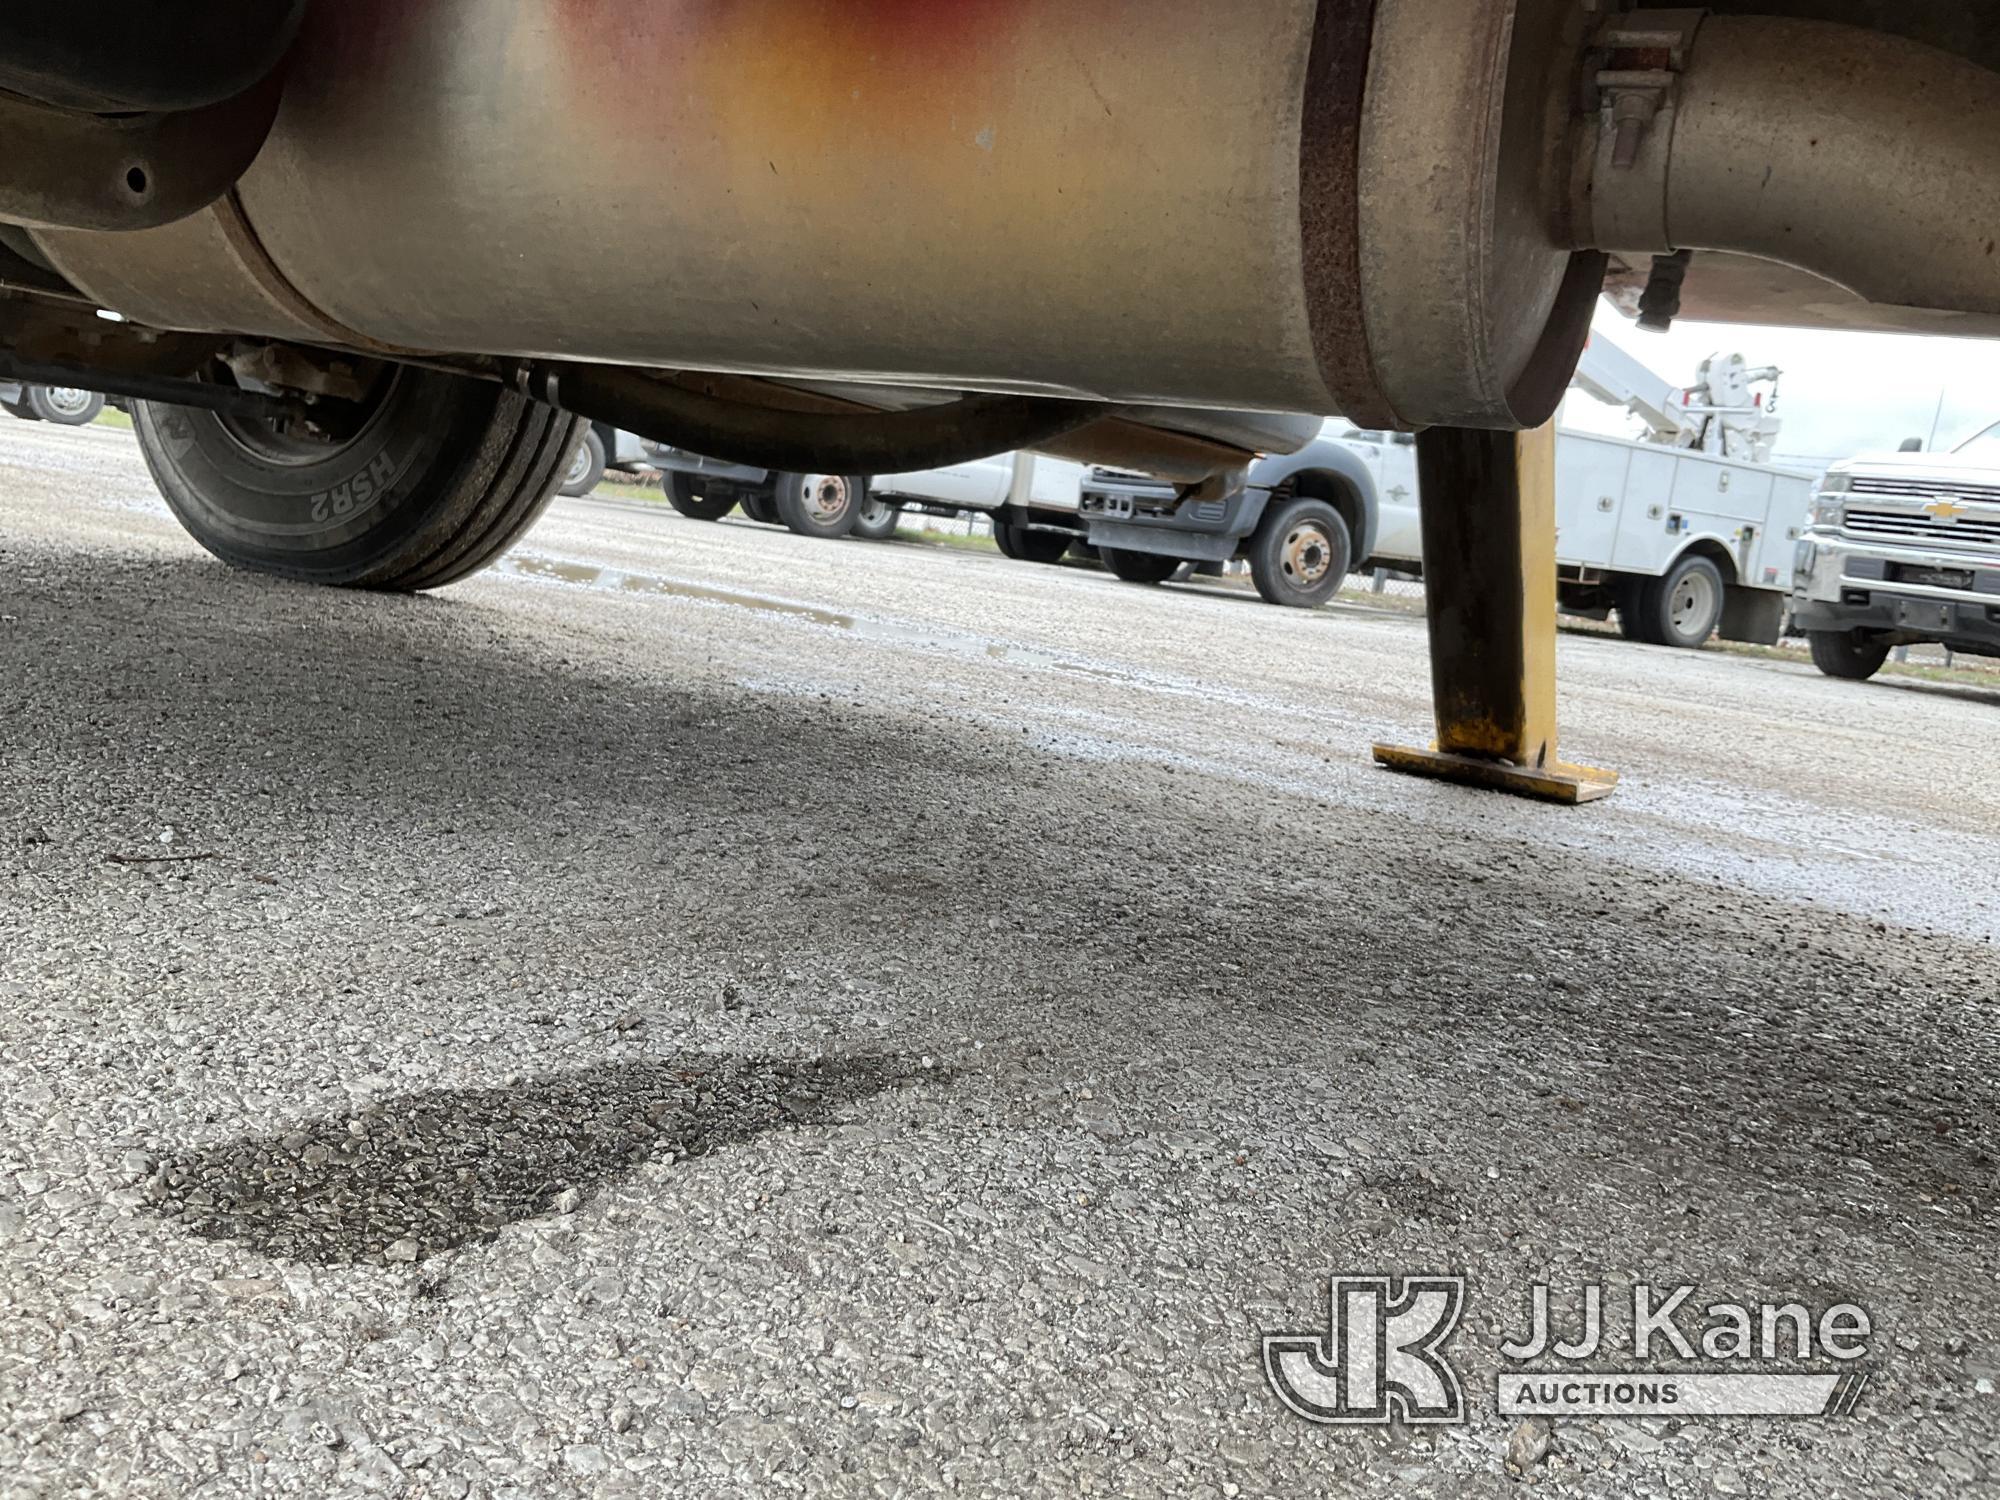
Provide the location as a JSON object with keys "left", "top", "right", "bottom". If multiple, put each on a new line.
{"left": 0, "top": 423, "right": 1995, "bottom": 1498}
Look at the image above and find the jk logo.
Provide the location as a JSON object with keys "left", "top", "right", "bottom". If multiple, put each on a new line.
{"left": 1263, "top": 1275, "right": 1467, "bottom": 1425}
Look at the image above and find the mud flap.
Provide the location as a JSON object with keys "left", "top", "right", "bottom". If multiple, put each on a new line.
{"left": 1719, "top": 587, "right": 1785, "bottom": 646}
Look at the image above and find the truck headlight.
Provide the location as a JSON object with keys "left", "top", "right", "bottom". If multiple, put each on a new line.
{"left": 1810, "top": 473, "right": 1850, "bottom": 528}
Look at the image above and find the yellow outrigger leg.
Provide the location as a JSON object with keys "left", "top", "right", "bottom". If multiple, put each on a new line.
{"left": 1372, "top": 422, "right": 1617, "bottom": 806}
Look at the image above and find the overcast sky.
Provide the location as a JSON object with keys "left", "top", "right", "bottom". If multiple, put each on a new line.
{"left": 1560, "top": 298, "right": 2000, "bottom": 473}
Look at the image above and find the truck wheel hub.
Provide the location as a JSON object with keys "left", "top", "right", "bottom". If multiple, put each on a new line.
{"left": 1282, "top": 524, "right": 1333, "bottom": 585}
{"left": 43, "top": 386, "right": 94, "bottom": 418}
{"left": 1671, "top": 570, "right": 1719, "bottom": 633}
{"left": 803, "top": 475, "right": 851, "bottom": 524}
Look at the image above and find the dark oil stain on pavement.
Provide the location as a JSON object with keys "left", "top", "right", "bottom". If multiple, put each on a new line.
{"left": 150, "top": 1053, "right": 916, "bottom": 1265}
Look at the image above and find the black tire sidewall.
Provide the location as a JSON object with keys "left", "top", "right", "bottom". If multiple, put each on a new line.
{"left": 852, "top": 494, "right": 900, "bottom": 540}
{"left": 775, "top": 473, "right": 864, "bottom": 538}
{"left": 1251, "top": 497, "right": 1350, "bottom": 607}
{"left": 664, "top": 471, "right": 739, "bottom": 521}
{"left": 1809, "top": 629, "right": 1890, "bottom": 681}
{"left": 135, "top": 371, "right": 534, "bottom": 585}
{"left": 1100, "top": 546, "right": 1181, "bottom": 584}
{"left": 1649, "top": 556, "right": 1725, "bottom": 648}
{"left": 28, "top": 386, "right": 104, "bottom": 425}
{"left": 1002, "top": 523, "right": 1072, "bottom": 565}
{"left": 559, "top": 428, "right": 607, "bottom": 496}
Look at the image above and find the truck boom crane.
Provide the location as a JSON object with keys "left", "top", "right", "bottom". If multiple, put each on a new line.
{"left": 1570, "top": 336, "right": 1783, "bottom": 465}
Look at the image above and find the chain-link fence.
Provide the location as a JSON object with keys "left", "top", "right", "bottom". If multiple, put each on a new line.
{"left": 1348, "top": 566, "right": 1428, "bottom": 603}
{"left": 893, "top": 508, "right": 994, "bottom": 542}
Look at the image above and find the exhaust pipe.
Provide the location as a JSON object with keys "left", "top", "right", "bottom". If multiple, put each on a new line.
{"left": 1572, "top": 13, "right": 2000, "bottom": 323}
{"left": 27, "top": 0, "right": 1609, "bottom": 434}
{"left": 15, "top": 3, "right": 2000, "bottom": 442}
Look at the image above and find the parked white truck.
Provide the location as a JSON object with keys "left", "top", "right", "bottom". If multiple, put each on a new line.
{"left": 642, "top": 440, "right": 1091, "bottom": 556}
{"left": 1369, "top": 338, "right": 1814, "bottom": 646}
{"left": 875, "top": 452, "right": 1090, "bottom": 561}
{"left": 1792, "top": 422, "right": 2000, "bottom": 679}
{"left": 557, "top": 424, "right": 654, "bottom": 498}
{"left": 0, "top": 379, "right": 104, "bottom": 426}
{"left": 1079, "top": 334, "right": 1817, "bottom": 646}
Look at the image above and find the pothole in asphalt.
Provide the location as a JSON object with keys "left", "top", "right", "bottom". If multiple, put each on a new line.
{"left": 146, "top": 1053, "right": 918, "bottom": 1265}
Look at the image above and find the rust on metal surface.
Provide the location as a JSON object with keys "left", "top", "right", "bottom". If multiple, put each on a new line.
{"left": 1299, "top": 0, "right": 1391, "bottom": 427}
{"left": 1373, "top": 423, "right": 1617, "bottom": 805}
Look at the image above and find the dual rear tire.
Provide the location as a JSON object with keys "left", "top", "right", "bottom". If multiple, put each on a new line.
{"left": 774, "top": 473, "right": 870, "bottom": 538}
{"left": 852, "top": 493, "right": 902, "bottom": 541}
{"left": 1099, "top": 547, "right": 1183, "bottom": 585}
{"left": 994, "top": 520, "right": 1071, "bottom": 564}
{"left": 714, "top": 473, "right": 894, "bottom": 540}
{"left": 5, "top": 385, "right": 106, "bottom": 425}
{"left": 663, "top": 470, "right": 741, "bottom": 521}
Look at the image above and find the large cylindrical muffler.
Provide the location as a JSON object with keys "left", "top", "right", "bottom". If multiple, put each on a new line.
{"left": 29, "top": 0, "right": 1602, "bottom": 431}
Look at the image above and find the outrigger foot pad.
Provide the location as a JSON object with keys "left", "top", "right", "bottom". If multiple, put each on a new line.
{"left": 1371, "top": 744, "right": 1618, "bottom": 805}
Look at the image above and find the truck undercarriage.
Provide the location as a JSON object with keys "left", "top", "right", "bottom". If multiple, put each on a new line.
{"left": 2, "top": 0, "right": 1997, "bottom": 795}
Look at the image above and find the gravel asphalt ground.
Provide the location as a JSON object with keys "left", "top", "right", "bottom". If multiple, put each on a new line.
{"left": 2, "top": 421, "right": 1996, "bottom": 1498}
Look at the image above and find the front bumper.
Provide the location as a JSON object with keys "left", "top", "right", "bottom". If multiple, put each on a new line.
{"left": 1793, "top": 531, "right": 2000, "bottom": 652}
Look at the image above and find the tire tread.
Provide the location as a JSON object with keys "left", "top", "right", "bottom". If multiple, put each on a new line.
{"left": 136, "top": 377, "right": 582, "bottom": 592}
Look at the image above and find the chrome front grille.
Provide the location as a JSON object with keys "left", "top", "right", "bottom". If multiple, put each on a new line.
{"left": 1843, "top": 508, "right": 2000, "bottom": 547}
{"left": 1850, "top": 474, "right": 2000, "bottom": 503}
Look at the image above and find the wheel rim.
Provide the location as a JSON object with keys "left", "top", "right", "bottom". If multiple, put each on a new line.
{"left": 1280, "top": 522, "right": 1335, "bottom": 587}
{"left": 214, "top": 367, "right": 399, "bottom": 467}
{"left": 565, "top": 441, "right": 593, "bottom": 487}
{"left": 799, "top": 474, "right": 854, "bottom": 525}
{"left": 149, "top": 365, "right": 427, "bottom": 546}
{"left": 1668, "top": 569, "right": 1719, "bottom": 638}
{"left": 42, "top": 387, "right": 94, "bottom": 418}
{"left": 859, "top": 496, "right": 895, "bottom": 529}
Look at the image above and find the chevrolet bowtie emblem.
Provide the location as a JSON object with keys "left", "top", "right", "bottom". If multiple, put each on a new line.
{"left": 1924, "top": 500, "right": 1970, "bottom": 521}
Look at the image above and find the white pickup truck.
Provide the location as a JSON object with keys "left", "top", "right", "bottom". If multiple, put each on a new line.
{"left": 1077, "top": 335, "right": 1816, "bottom": 645}
{"left": 642, "top": 440, "right": 1090, "bottom": 558}
{"left": 1792, "top": 422, "right": 2000, "bottom": 679}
